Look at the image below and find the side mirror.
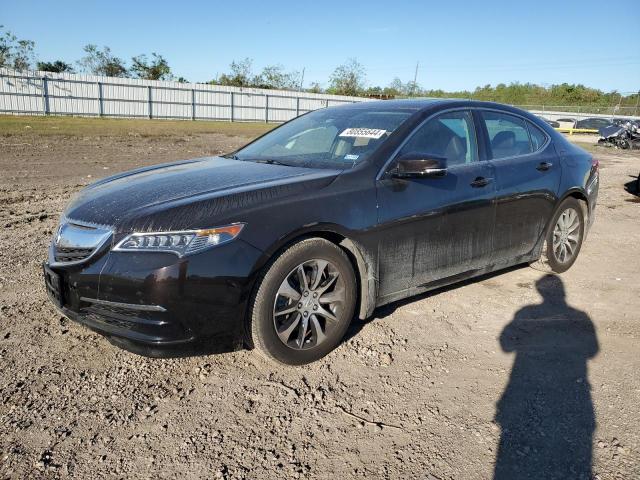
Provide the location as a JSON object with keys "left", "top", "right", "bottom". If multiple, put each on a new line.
{"left": 391, "top": 153, "right": 448, "bottom": 179}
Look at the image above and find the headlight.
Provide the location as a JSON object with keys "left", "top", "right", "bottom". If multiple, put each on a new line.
{"left": 113, "top": 223, "right": 245, "bottom": 256}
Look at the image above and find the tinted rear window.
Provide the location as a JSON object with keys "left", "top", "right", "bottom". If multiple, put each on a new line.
{"left": 481, "top": 111, "right": 532, "bottom": 159}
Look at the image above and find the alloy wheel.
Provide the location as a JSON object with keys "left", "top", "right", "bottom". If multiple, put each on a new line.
{"left": 273, "top": 259, "right": 345, "bottom": 350}
{"left": 552, "top": 207, "right": 581, "bottom": 264}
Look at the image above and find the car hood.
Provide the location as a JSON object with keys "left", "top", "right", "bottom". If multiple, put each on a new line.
{"left": 64, "top": 156, "right": 340, "bottom": 231}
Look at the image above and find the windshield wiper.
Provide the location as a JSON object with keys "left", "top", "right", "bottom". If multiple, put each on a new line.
{"left": 246, "top": 158, "right": 291, "bottom": 166}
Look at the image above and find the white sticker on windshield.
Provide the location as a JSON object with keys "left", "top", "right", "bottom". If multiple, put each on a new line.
{"left": 339, "top": 128, "right": 387, "bottom": 139}
{"left": 344, "top": 154, "right": 359, "bottom": 160}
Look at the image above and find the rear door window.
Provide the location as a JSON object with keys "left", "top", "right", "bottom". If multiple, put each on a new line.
{"left": 481, "top": 111, "right": 533, "bottom": 159}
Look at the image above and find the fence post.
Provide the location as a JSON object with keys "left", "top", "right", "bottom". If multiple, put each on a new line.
{"left": 296, "top": 97, "right": 300, "bottom": 117}
{"left": 230, "top": 92, "right": 234, "bottom": 122}
{"left": 325, "top": 99, "right": 329, "bottom": 108}
{"left": 147, "top": 86, "right": 153, "bottom": 119}
{"left": 265, "top": 94, "right": 269, "bottom": 123}
{"left": 97, "top": 81, "right": 104, "bottom": 117}
{"left": 191, "top": 89, "right": 196, "bottom": 121}
{"left": 41, "top": 77, "right": 50, "bottom": 115}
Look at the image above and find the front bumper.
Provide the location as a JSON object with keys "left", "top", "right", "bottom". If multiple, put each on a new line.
{"left": 44, "top": 239, "right": 264, "bottom": 356}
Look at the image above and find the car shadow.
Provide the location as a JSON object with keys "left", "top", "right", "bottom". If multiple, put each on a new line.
{"left": 493, "top": 274, "right": 598, "bottom": 479}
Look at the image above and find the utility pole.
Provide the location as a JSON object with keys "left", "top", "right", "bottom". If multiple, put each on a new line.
{"left": 411, "top": 61, "right": 419, "bottom": 96}
{"left": 299, "top": 67, "right": 305, "bottom": 91}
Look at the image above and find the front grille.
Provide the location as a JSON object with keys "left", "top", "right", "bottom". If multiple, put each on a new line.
{"left": 51, "top": 219, "right": 112, "bottom": 265}
{"left": 54, "top": 246, "right": 95, "bottom": 263}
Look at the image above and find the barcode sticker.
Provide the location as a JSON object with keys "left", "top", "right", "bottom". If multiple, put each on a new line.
{"left": 339, "top": 128, "right": 387, "bottom": 139}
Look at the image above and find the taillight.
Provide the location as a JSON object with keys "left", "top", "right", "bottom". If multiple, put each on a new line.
{"left": 591, "top": 157, "right": 599, "bottom": 171}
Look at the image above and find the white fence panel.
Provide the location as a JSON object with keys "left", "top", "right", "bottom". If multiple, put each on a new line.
{"left": 48, "top": 78, "right": 99, "bottom": 115}
{"left": 0, "top": 74, "right": 44, "bottom": 114}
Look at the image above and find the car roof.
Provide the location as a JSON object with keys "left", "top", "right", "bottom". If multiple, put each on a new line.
{"left": 336, "top": 98, "right": 533, "bottom": 114}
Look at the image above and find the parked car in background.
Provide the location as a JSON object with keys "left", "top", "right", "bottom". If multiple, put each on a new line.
{"left": 575, "top": 117, "right": 613, "bottom": 130}
{"left": 541, "top": 118, "right": 560, "bottom": 128}
{"left": 44, "top": 100, "right": 599, "bottom": 364}
{"left": 556, "top": 118, "right": 577, "bottom": 128}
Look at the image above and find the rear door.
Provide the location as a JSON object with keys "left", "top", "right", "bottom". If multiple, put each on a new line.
{"left": 376, "top": 109, "right": 496, "bottom": 298}
{"left": 478, "top": 110, "right": 561, "bottom": 263}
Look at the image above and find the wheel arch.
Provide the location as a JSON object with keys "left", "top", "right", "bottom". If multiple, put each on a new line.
{"left": 255, "top": 225, "right": 376, "bottom": 321}
{"left": 530, "top": 188, "right": 589, "bottom": 261}
{"left": 559, "top": 188, "right": 589, "bottom": 223}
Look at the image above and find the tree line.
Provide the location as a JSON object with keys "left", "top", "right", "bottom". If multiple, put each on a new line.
{"left": 0, "top": 26, "right": 637, "bottom": 107}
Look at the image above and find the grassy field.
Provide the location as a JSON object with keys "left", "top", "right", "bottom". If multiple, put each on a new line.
{"left": 0, "top": 114, "right": 275, "bottom": 137}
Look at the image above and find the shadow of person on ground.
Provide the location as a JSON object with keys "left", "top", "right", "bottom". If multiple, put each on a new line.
{"left": 623, "top": 173, "right": 640, "bottom": 199}
{"left": 494, "top": 274, "right": 599, "bottom": 480}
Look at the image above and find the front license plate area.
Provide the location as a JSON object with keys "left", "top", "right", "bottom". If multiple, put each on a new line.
{"left": 43, "top": 263, "right": 64, "bottom": 308}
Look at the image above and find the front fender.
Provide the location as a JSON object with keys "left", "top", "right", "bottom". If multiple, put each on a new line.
{"left": 246, "top": 224, "right": 377, "bottom": 320}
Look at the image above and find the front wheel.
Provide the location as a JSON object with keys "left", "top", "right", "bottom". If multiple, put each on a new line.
{"left": 247, "top": 238, "right": 356, "bottom": 365}
{"left": 539, "top": 198, "right": 586, "bottom": 273}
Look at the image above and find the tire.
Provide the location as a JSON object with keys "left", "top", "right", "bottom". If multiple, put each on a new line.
{"left": 247, "top": 238, "right": 357, "bottom": 365}
{"left": 537, "top": 197, "right": 585, "bottom": 274}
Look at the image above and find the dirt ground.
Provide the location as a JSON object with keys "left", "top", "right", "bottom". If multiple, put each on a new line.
{"left": 0, "top": 117, "right": 639, "bottom": 479}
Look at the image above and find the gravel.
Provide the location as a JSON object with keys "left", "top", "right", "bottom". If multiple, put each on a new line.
{"left": 0, "top": 131, "right": 639, "bottom": 479}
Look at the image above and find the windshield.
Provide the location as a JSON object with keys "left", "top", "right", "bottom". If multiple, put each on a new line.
{"left": 230, "top": 106, "right": 413, "bottom": 169}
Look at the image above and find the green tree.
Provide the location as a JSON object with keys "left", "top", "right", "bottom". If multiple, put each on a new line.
{"left": 327, "top": 58, "right": 366, "bottom": 96}
{"left": 37, "top": 60, "right": 74, "bottom": 73}
{"left": 217, "top": 58, "right": 254, "bottom": 87}
{"left": 307, "top": 82, "right": 323, "bottom": 94}
{"left": 384, "top": 77, "right": 422, "bottom": 97}
{"left": 252, "top": 64, "right": 299, "bottom": 90}
{"left": 131, "top": 53, "right": 172, "bottom": 80}
{"left": 0, "top": 26, "right": 35, "bottom": 71}
{"left": 77, "top": 45, "right": 127, "bottom": 77}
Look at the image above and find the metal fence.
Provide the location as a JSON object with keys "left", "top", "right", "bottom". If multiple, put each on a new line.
{"left": 2, "top": 68, "right": 638, "bottom": 124}
{"left": 515, "top": 104, "right": 640, "bottom": 120}
{"left": 0, "top": 68, "right": 364, "bottom": 122}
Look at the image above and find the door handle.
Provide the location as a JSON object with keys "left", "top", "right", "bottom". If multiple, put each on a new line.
{"left": 536, "top": 162, "right": 553, "bottom": 171}
{"left": 470, "top": 176, "right": 492, "bottom": 188}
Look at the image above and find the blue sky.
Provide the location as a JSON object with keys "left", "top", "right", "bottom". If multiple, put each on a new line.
{"left": 2, "top": 0, "right": 639, "bottom": 93}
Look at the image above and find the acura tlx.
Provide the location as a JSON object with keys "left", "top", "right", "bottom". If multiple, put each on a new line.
{"left": 44, "top": 99, "right": 598, "bottom": 364}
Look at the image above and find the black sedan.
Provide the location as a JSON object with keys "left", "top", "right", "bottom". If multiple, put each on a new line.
{"left": 44, "top": 100, "right": 599, "bottom": 364}
{"left": 575, "top": 117, "right": 613, "bottom": 130}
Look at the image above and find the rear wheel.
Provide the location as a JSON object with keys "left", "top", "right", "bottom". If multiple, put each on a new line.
{"left": 248, "top": 238, "right": 356, "bottom": 365}
{"left": 537, "top": 198, "right": 585, "bottom": 273}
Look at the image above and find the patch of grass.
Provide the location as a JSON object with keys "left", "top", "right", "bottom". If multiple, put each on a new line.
{"left": 0, "top": 115, "right": 275, "bottom": 137}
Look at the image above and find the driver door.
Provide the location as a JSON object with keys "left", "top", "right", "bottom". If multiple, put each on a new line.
{"left": 375, "top": 109, "right": 496, "bottom": 299}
